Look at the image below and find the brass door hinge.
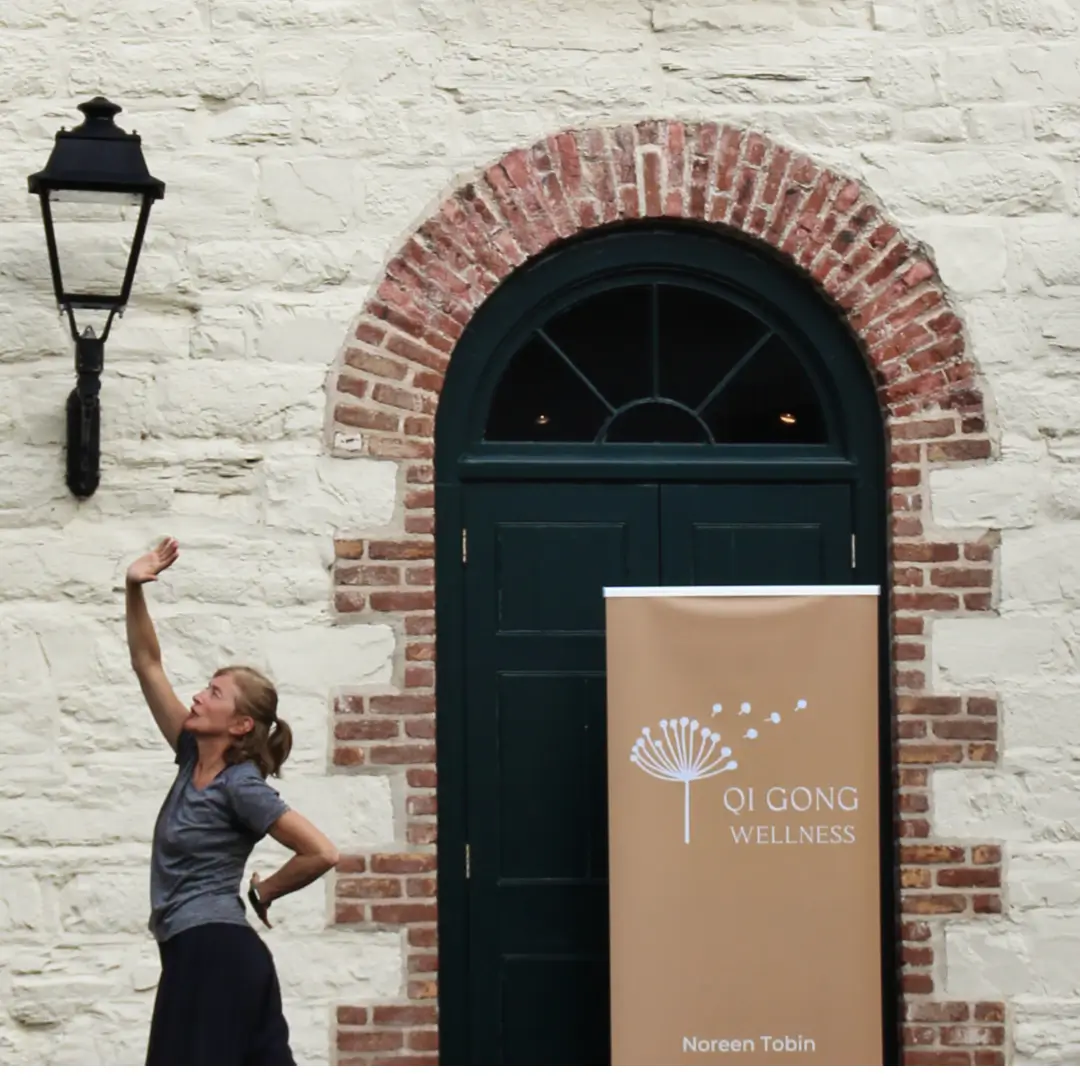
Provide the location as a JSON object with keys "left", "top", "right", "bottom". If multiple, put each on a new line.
{"left": 462, "top": 528, "right": 468, "bottom": 564}
{"left": 465, "top": 843, "right": 471, "bottom": 879}
{"left": 851, "top": 533, "right": 857, "bottom": 569}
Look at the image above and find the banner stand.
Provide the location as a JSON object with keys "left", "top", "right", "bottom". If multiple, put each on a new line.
{"left": 604, "top": 585, "right": 884, "bottom": 1066}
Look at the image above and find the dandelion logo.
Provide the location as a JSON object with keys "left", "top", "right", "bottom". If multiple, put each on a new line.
{"left": 630, "top": 717, "right": 737, "bottom": 844}
{"left": 630, "top": 699, "right": 808, "bottom": 844}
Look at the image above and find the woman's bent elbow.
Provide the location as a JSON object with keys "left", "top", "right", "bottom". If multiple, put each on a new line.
{"left": 320, "top": 846, "right": 340, "bottom": 871}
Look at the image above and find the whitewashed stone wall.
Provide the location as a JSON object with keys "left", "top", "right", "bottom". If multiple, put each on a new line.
{"left": 1, "top": 0, "right": 1079, "bottom": 1064}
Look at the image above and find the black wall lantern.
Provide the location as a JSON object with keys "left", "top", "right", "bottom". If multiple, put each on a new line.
{"left": 28, "top": 97, "right": 165, "bottom": 498}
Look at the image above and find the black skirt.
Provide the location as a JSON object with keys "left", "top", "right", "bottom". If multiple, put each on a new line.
{"left": 146, "top": 922, "right": 296, "bottom": 1065}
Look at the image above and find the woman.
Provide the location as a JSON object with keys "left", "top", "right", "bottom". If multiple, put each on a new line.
{"left": 125, "top": 536, "right": 340, "bottom": 1065}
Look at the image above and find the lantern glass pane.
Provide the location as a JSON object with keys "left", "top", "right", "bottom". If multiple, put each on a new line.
{"left": 48, "top": 198, "right": 142, "bottom": 303}
{"left": 49, "top": 188, "right": 142, "bottom": 206}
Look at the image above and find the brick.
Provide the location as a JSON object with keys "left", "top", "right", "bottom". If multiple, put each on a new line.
{"left": 409, "top": 927, "right": 438, "bottom": 948}
{"left": 337, "top": 876, "right": 402, "bottom": 899}
{"left": 372, "top": 853, "right": 437, "bottom": 874}
{"left": 406, "top": 718, "right": 435, "bottom": 738}
{"left": 405, "top": 666, "right": 435, "bottom": 688}
{"left": 974, "top": 894, "right": 1003, "bottom": 914}
{"left": 975, "top": 1003, "right": 1006, "bottom": 1023}
{"left": 368, "top": 540, "right": 434, "bottom": 561}
{"left": 369, "top": 694, "right": 435, "bottom": 715}
{"left": 928, "top": 439, "right": 992, "bottom": 462}
{"left": 409, "top": 954, "right": 439, "bottom": 974}
{"left": 372, "top": 1005, "right": 438, "bottom": 1026}
{"left": 335, "top": 903, "right": 366, "bottom": 923}
{"left": 902, "top": 946, "right": 934, "bottom": 967}
{"left": 974, "top": 1051, "right": 1006, "bottom": 1065}
{"left": 371, "top": 591, "right": 435, "bottom": 612}
{"left": 371, "top": 1056, "right": 439, "bottom": 1066}
{"left": 902, "top": 844, "right": 965, "bottom": 864}
{"left": 897, "top": 719, "right": 927, "bottom": 740}
{"left": 408, "top": 979, "right": 439, "bottom": 999}
{"left": 408, "top": 1029, "right": 440, "bottom": 1051}
{"left": 337, "top": 855, "right": 367, "bottom": 874}
{"left": 894, "top": 615, "right": 925, "bottom": 636}
{"left": 933, "top": 719, "right": 997, "bottom": 741}
{"left": 406, "top": 615, "right": 436, "bottom": 636}
{"left": 902, "top": 894, "right": 968, "bottom": 915}
{"left": 345, "top": 348, "right": 409, "bottom": 380}
{"left": 894, "top": 592, "right": 960, "bottom": 611}
{"left": 967, "top": 697, "right": 998, "bottom": 716}
{"left": 334, "top": 540, "right": 365, "bottom": 559}
{"left": 407, "top": 767, "right": 438, "bottom": 788}
{"left": 333, "top": 746, "right": 366, "bottom": 767}
{"left": 941, "top": 1025, "right": 1005, "bottom": 1047}
{"left": 898, "top": 695, "right": 962, "bottom": 715}
{"left": 335, "top": 695, "right": 366, "bottom": 714}
{"left": 900, "top": 768, "right": 928, "bottom": 787}
{"left": 336, "top": 564, "right": 400, "bottom": 586}
{"left": 338, "top": 1030, "right": 404, "bottom": 1052}
{"left": 371, "top": 902, "right": 437, "bottom": 924}
{"left": 336, "top": 719, "right": 400, "bottom": 741}
{"left": 972, "top": 845, "right": 1001, "bottom": 865}
{"left": 900, "top": 793, "right": 929, "bottom": 815}
{"left": 968, "top": 743, "right": 998, "bottom": 763}
{"left": 408, "top": 823, "right": 438, "bottom": 845}
{"left": 337, "top": 1006, "right": 369, "bottom": 1026}
{"left": 407, "top": 795, "right": 437, "bottom": 817}
{"left": 370, "top": 744, "right": 436, "bottom": 765}
{"left": 903, "top": 1025, "right": 937, "bottom": 1045}
{"left": 907, "top": 1002, "right": 970, "bottom": 1023}
{"left": 904, "top": 1050, "right": 971, "bottom": 1065}
{"left": 902, "top": 973, "right": 934, "bottom": 994}
{"left": 893, "top": 542, "right": 959, "bottom": 562}
{"left": 899, "top": 743, "right": 963, "bottom": 764}
{"left": 334, "top": 403, "right": 401, "bottom": 432}
{"left": 937, "top": 867, "right": 1001, "bottom": 888}
{"left": 334, "top": 594, "right": 366, "bottom": 614}
{"left": 902, "top": 921, "right": 931, "bottom": 942}
{"left": 900, "top": 819, "right": 931, "bottom": 838}
{"left": 930, "top": 567, "right": 993, "bottom": 588}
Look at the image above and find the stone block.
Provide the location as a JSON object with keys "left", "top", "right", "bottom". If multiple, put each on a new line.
{"left": 932, "top": 766, "right": 1080, "bottom": 841}
{"left": 262, "top": 450, "right": 398, "bottom": 534}
{"left": 1014, "top": 999, "right": 1080, "bottom": 1064}
{"left": 147, "top": 361, "right": 323, "bottom": 441}
{"left": 1009, "top": 846, "right": 1080, "bottom": 910}
{"left": 933, "top": 614, "right": 1067, "bottom": 691}
{"left": 258, "top": 158, "right": 363, "bottom": 235}
{"left": 930, "top": 461, "right": 1043, "bottom": 529}
{"left": 1001, "top": 686, "right": 1080, "bottom": 762}
{"left": 917, "top": 218, "right": 1007, "bottom": 294}
{"left": 858, "top": 148, "right": 1065, "bottom": 215}
{"left": 274, "top": 772, "right": 396, "bottom": 848}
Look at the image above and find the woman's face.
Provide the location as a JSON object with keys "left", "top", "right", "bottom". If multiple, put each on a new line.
{"left": 184, "top": 674, "right": 253, "bottom": 739}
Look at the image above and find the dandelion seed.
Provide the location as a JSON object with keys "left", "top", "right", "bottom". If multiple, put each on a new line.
{"left": 629, "top": 718, "right": 738, "bottom": 844}
{"left": 712, "top": 703, "right": 722, "bottom": 715}
{"left": 745, "top": 728, "right": 758, "bottom": 739}
{"left": 769, "top": 712, "right": 781, "bottom": 724}
{"left": 796, "top": 700, "right": 807, "bottom": 711}
{"left": 740, "top": 702, "right": 751, "bottom": 714}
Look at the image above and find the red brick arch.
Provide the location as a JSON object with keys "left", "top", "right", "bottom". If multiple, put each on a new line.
{"left": 325, "top": 122, "right": 1006, "bottom": 1066}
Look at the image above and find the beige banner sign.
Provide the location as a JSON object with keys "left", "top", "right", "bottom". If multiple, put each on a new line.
{"left": 604, "top": 586, "right": 883, "bottom": 1066}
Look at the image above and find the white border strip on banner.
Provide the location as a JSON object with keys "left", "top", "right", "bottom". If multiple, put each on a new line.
{"left": 603, "top": 585, "right": 882, "bottom": 597}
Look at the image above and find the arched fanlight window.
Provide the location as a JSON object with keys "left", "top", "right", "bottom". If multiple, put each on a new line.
{"left": 484, "top": 282, "right": 827, "bottom": 445}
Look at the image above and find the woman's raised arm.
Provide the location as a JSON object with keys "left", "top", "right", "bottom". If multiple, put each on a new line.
{"left": 125, "top": 538, "right": 189, "bottom": 752}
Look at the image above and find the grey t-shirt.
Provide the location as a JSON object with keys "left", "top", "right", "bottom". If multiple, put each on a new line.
{"left": 148, "top": 731, "right": 289, "bottom": 942}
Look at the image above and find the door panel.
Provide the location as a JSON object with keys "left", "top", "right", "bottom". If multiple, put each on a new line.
{"left": 461, "top": 480, "right": 853, "bottom": 1064}
{"left": 660, "top": 483, "right": 853, "bottom": 585}
{"left": 463, "top": 483, "right": 659, "bottom": 1065}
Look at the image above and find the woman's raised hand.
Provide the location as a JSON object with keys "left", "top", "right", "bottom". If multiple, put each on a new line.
{"left": 126, "top": 537, "right": 179, "bottom": 586}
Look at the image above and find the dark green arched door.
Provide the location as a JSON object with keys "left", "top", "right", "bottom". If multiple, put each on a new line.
{"left": 434, "top": 226, "right": 893, "bottom": 1065}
